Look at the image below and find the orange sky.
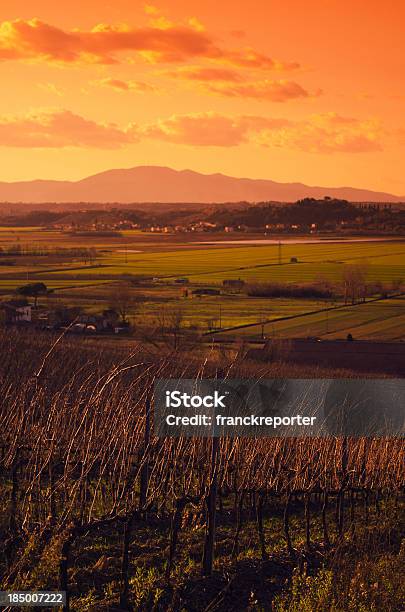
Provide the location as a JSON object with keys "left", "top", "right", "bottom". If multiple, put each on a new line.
{"left": 0, "top": 0, "right": 404, "bottom": 194}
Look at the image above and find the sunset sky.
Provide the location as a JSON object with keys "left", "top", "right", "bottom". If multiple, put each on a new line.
{"left": 0, "top": 0, "right": 404, "bottom": 194}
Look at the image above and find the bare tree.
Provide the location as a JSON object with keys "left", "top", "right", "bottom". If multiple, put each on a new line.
{"left": 167, "top": 308, "right": 185, "bottom": 349}
{"left": 342, "top": 263, "right": 369, "bottom": 304}
{"left": 108, "top": 283, "right": 137, "bottom": 323}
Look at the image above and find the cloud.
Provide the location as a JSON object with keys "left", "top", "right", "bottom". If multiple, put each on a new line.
{"left": 220, "top": 49, "right": 300, "bottom": 71}
{"left": 0, "top": 109, "right": 382, "bottom": 153}
{"left": 0, "top": 18, "right": 220, "bottom": 64}
{"left": 140, "top": 112, "right": 254, "bottom": 146}
{"left": 94, "top": 77, "right": 157, "bottom": 92}
{"left": 140, "top": 111, "right": 383, "bottom": 152}
{"left": 0, "top": 18, "right": 299, "bottom": 71}
{"left": 37, "top": 82, "right": 64, "bottom": 97}
{"left": 163, "top": 66, "right": 243, "bottom": 82}
{"left": 163, "top": 68, "right": 314, "bottom": 102}
{"left": 144, "top": 4, "right": 160, "bottom": 16}
{"left": 257, "top": 113, "right": 383, "bottom": 153}
{"left": 204, "top": 79, "right": 313, "bottom": 102}
{"left": 0, "top": 109, "right": 137, "bottom": 148}
{"left": 0, "top": 19, "right": 88, "bottom": 63}
{"left": 187, "top": 17, "right": 205, "bottom": 32}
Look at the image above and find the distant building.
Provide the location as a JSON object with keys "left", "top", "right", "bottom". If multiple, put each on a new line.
{"left": 78, "top": 311, "right": 119, "bottom": 332}
{"left": 38, "top": 307, "right": 119, "bottom": 332}
{"left": 43, "top": 306, "right": 82, "bottom": 328}
{"left": 192, "top": 288, "right": 220, "bottom": 296}
{"left": 1, "top": 300, "right": 32, "bottom": 324}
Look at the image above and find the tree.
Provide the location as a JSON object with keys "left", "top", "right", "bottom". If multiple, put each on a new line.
{"left": 167, "top": 308, "right": 185, "bottom": 349}
{"left": 108, "top": 283, "right": 136, "bottom": 324}
{"left": 342, "top": 263, "right": 369, "bottom": 304}
{"left": 16, "top": 282, "right": 48, "bottom": 308}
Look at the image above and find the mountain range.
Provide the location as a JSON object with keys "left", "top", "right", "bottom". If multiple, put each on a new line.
{"left": 0, "top": 166, "right": 403, "bottom": 204}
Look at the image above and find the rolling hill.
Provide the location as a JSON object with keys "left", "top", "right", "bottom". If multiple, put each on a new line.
{"left": 0, "top": 166, "right": 403, "bottom": 204}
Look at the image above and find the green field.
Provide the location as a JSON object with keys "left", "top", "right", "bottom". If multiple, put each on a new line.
{"left": 57, "top": 284, "right": 326, "bottom": 331}
{"left": 218, "top": 296, "right": 405, "bottom": 341}
{"left": 27, "top": 241, "right": 405, "bottom": 283}
{"left": 1, "top": 228, "right": 405, "bottom": 339}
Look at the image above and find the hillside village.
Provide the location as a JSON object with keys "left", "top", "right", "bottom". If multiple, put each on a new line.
{"left": 0, "top": 297, "right": 130, "bottom": 335}
{"left": 1, "top": 198, "right": 405, "bottom": 235}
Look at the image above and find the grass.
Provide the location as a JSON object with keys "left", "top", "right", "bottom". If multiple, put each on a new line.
{"left": 54, "top": 284, "right": 325, "bottom": 330}
{"left": 12, "top": 243, "right": 402, "bottom": 298}
{"left": 4, "top": 488, "right": 403, "bottom": 611}
{"left": 222, "top": 297, "right": 405, "bottom": 340}
{"left": 273, "top": 530, "right": 405, "bottom": 612}
{"left": 0, "top": 279, "right": 112, "bottom": 290}
{"left": 32, "top": 242, "right": 405, "bottom": 283}
{"left": 1, "top": 228, "right": 405, "bottom": 339}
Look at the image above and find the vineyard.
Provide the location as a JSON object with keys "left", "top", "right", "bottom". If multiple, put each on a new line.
{"left": 0, "top": 329, "right": 404, "bottom": 611}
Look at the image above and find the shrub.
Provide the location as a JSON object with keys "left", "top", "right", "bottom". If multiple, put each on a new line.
{"left": 246, "top": 282, "right": 335, "bottom": 299}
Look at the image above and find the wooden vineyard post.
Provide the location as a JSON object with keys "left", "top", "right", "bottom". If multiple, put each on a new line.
{"left": 202, "top": 436, "right": 219, "bottom": 576}
{"left": 120, "top": 512, "right": 136, "bottom": 610}
{"left": 139, "top": 395, "right": 151, "bottom": 513}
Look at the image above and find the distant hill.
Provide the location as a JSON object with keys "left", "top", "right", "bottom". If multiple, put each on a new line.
{"left": 0, "top": 166, "right": 403, "bottom": 204}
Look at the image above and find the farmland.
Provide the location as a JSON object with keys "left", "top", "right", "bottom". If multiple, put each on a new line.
{"left": 1, "top": 229, "right": 404, "bottom": 611}
{"left": 219, "top": 296, "right": 405, "bottom": 341}
{"left": 2, "top": 224, "right": 403, "bottom": 347}
{"left": 8, "top": 239, "right": 405, "bottom": 283}
{"left": 1, "top": 227, "right": 405, "bottom": 341}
